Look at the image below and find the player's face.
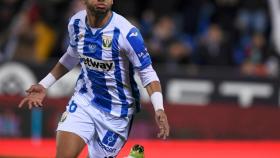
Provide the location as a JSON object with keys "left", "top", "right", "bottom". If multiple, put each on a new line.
{"left": 83, "top": 0, "right": 113, "bottom": 15}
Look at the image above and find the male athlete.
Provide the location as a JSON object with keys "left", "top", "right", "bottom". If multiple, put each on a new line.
{"left": 19, "top": 0, "right": 170, "bottom": 157}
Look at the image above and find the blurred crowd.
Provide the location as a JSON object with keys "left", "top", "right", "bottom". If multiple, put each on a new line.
{"left": 0, "top": 0, "right": 279, "bottom": 77}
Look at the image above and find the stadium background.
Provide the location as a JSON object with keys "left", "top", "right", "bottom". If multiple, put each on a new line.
{"left": 0, "top": 0, "right": 280, "bottom": 157}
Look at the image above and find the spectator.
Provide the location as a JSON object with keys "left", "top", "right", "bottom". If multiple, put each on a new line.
{"left": 165, "top": 39, "right": 193, "bottom": 71}
{"left": 240, "top": 33, "right": 269, "bottom": 76}
{"left": 0, "top": 0, "right": 25, "bottom": 62}
{"left": 12, "top": 0, "right": 72, "bottom": 64}
{"left": 148, "top": 16, "right": 177, "bottom": 64}
{"left": 235, "top": 0, "right": 268, "bottom": 34}
{"left": 194, "top": 24, "right": 233, "bottom": 66}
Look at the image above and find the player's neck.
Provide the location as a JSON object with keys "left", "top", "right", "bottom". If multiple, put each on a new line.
{"left": 86, "top": 10, "right": 112, "bottom": 28}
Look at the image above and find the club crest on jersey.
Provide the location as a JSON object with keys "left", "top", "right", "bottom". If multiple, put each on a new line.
{"left": 102, "top": 35, "right": 112, "bottom": 50}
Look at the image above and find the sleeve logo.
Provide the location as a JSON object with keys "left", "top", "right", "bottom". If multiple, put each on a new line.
{"left": 129, "top": 32, "right": 138, "bottom": 37}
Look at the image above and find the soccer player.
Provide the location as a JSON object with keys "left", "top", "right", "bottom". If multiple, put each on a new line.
{"left": 18, "top": 0, "right": 170, "bottom": 157}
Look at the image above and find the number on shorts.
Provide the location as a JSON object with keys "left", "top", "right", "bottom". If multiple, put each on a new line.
{"left": 69, "top": 101, "right": 77, "bottom": 113}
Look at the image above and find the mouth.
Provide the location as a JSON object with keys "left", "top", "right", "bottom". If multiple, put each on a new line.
{"left": 96, "top": 3, "right": 107, "bottom": 9}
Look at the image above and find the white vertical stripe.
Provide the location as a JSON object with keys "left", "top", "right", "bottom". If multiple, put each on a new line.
{"left": 102, "top": 31, "right": 122, "bottom": 116}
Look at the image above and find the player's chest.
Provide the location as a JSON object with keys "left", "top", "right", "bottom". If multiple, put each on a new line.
{"left": 76, "top": 30, "right": 120, "bottom": 60}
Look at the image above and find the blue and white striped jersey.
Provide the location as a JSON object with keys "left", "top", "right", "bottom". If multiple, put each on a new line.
{"left": 68, "top": 10, "right": 152, "bottom": 117}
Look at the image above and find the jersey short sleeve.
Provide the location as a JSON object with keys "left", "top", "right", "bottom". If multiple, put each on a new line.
{"left": 124, "top": 27, "right": 152, "bottom": 70}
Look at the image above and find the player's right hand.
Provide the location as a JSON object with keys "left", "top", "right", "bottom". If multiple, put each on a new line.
{"left": 18, "top": 84, "right": 47, "bottom": 109}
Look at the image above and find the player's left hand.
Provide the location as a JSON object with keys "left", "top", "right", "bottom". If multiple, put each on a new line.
{"left": 155, "top": 109, "right": 170, "bottom": 139}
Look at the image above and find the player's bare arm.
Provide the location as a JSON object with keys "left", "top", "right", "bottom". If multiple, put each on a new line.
{"left": 146, "top": 81, "right": 170, "bottom": 140}
{"left": 18, "top": 62, "right": 69, "bottom": 109}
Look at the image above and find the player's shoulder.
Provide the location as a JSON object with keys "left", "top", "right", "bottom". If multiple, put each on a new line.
{"left": 111, "top": 12, "right": 136, "bottom": 36}
{"left": 68, "top": 10, "right": 87, "bottom": 26}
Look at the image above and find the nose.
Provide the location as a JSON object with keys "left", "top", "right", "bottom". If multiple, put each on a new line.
{"left": 97, "top": 0, "right": 105, "bottom": 2}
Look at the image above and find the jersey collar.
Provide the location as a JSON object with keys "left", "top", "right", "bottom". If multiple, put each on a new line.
{"left": 85, "top": 11, "right": 114, "bottom": 37}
